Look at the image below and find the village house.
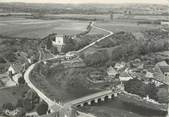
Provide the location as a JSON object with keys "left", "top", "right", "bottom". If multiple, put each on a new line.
{"left": 26, "top": 111, "right": 39, "bottom": 117}
{"left": 114, "top": 62, "right": 126, "bottom": 71}
{"left": 161, "top": 21, "right": 169, "bottom": 26}
{"left": 65, "top": 51, "right": 77, "bottom": 60}
{"left": 8, "top": 62, "right": 23, "bottom": 84}
{"left": 119, "top": 71, "right": 133, "bottom": 82}
{"left": 153, "top": 61, "right": 169, "bottom": 86}
{"left": 107, "top": 66, "right": 118, "bottom": 78}
{"left": 3, "top": 108, "right": 22, "bottom": 117}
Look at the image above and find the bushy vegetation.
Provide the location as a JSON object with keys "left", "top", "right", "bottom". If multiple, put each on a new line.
{"left": 96, "top": 31, "right": 135, "bottom": 48}
{"left": 143, "top": 29, "right": 169, "bottom": 41}
{"left": 111, "top": 39, "right": 169, "bottom": 61}
{"left": 83, "top": 50, "right": 109, "bottom": 66}
{"left": 0, "top": 39, "right": 39, "bottom": 63}
{"left": 74, "top": 34, "right": 103, "bottom": 51}
{"left": 124, "top": 79, "right": 169, "bottom": 104}
{"left": 36, "top": 101, "right": 48, "bottom": 115}
{"left": 124, "top": 79, "right": 147, "bottom": 97}
{"left": 156, "top": 85, "right": 169, "bottom": 103}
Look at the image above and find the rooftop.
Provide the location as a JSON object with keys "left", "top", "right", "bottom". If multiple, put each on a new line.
{"left": 159, "top": 66, "right": 169, "bottom": 73}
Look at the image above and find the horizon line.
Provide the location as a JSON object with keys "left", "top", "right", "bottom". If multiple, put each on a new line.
{"left": 0, "top": 1, "right": 168, "bottom": 5}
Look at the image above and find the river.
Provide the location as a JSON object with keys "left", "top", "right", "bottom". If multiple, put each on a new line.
{"left": 78, "top": 97, "right": 167, "bottom": 117}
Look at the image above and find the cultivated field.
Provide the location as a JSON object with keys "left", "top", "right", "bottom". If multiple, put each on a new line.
{"left": 96, "top": 21, "right": 162, "bottom": 33}
{"left": 0, "top": 17, "right": 89, "bottom": 39}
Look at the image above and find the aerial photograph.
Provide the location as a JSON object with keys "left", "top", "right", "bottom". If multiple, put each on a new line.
{"left": 0, "top": 0, "right": 168, "bottom": 117}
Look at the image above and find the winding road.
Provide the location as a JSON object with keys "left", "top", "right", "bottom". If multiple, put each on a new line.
{"left": 24, "top": 22, "right": 114, "bottom": 116}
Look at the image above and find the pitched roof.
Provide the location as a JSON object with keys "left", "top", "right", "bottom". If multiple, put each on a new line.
{"left": 156, "top": 61, "right": 168, "bottom": 67}
{"left": 11, "top": 62, "right": 23, "bottom": 73}
{"left": 120, "top": 72, "right": 130, "bottom": 77}
{"left": 153, "top": 67, "right": 169, "bottom": 85}
{"left": 107, "top": 66, "right": 117, "bottom": 76}
{"left": 40, "top": 112, "right": 57, "bottom": 117}
{"left": 159, "top": 66, "right": 169, "bottom": 73}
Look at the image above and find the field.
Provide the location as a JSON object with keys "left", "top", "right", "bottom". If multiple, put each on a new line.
{"left": 0, "top": 86, "right": 28, "bottom": 108}
{"left": 0, "top": 14, "right": 165, "bottom": 39}
{"left": 0, "top": 17, "right": 89, "bottom": 38}
{"left": 96, "top": 21, "right": 162, "bottom": 33}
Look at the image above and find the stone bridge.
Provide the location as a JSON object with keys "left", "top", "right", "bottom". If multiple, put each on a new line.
{"left": 65, "top": 89, "right": 120, "bottom": 108}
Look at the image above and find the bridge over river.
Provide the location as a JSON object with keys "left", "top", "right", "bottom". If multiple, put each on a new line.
{"left": 64, "top": 89, "right": 121, "bottom": 108}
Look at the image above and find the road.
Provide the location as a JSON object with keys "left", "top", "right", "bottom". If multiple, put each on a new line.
{"left": 24, "top": 22, "right": 114, "bottom": 116}
{"left": 24, "top": 63, "right": 62, "bottom": 109}
{"left": 77, "top": 22, "right": 113, "bottom": 53}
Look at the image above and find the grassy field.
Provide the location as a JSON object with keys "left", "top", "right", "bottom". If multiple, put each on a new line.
{"left": 0, "top": 17, "right": 89, "bottom": 38}
{"left": 0, "top": 86, "right": 28, "bottom": 108}
{"left": 96, "top": 21, "right": 162, "bottom": 33}
{"left": 0, "top": 13, "right": 166, "bottom": 39}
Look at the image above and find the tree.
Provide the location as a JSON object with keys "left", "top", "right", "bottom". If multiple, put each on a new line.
{"left": 2, "top": 103, "right": 14, "bottom": 111}
{"left": 145, "top": 83, "right": 158, "bottom": 100}
{"left": 124, "top": 79, "right": 147, "bottom": 97}
{"left": 18, "top": 77, "right": 25, "bottom": 85}
{"left": 157, "top": 86, "right": 169, "bottom": 103}
{"left": 24, "top": 89, "right": 40, "bottom": 104}
{"left": 36, "top": 101, "right": 48, "bottom": 115}
{"left": 15, "top": 108, "right": 26, "bottom": 117}
{"left": 23, "top": 99, "right": 34, "bottom": 112}
{"left": 84, "top": 50, "right": 109, "bottom": 66}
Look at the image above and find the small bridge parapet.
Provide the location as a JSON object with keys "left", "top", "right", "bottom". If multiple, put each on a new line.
{"left": 65, "top": 89, "right": 121, "bottom": 108}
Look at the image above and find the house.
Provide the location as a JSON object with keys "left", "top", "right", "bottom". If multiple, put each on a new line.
{"left": 161, "top": 21, "right": 169, "bottom": 26}
{"left": 107, "top": 66, "right": 118, "bottom": 77}
{"left": 65, "top": 51, "right": 77, "bottom": 60}
{"left": 52, "top": 35, "right": 74, "bottom": 53}
{"left": 26, "top": 111, "right": 38, "bottom": 117}
{"left": 153, "top": 61, "right": 169, "bottom": 85}
{"left": 145, "top": 71, "right": 154, "bottom": 78}
{"left": 8, "top": 63, "right": 23, "bottom": 84}
{"left": 4, "top": 108, "right": 21, "bottom": 117}
{"left": 119, "top": 71, "right": 133, "bottom": 82}
{"left": 114, "top": 62, "right": 126, "bottom": 71}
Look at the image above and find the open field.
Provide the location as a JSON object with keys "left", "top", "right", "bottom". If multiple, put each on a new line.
{"left": 0, "top": 13, "right": 166, "bottom": 39}
{"left": 0, "top": 86, "right": 28, "bottom": 108}
{"left": 96, "top": 21, "right": 162, "bottom": 33}
{"left": 0, "top": 17, "right": 89, "bottom": 38}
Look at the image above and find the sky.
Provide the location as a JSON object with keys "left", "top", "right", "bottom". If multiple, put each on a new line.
{"left": 0, "top": 0, "right": 169, "bottom": 4}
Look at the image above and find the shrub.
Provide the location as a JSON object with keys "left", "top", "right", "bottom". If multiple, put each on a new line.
{"left": 83, "top": 50, "right": 109, "bottom": 66}
{"left": 2, "top": 103, "right": 14, "bottom": 111}
{"left": 124, "top": 79, "right": 147, "bottom": 97}
{"left": 157, "top": 86, "right": 169, "bottom": 103}
{"left": 36, "top": 101, "right": 48, "bottom": 115}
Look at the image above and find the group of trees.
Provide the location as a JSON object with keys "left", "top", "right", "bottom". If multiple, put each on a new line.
{"left": 124, "top": 79, "right": 169, "bottom": 103}
{"left": 143, "top": 29, "right": 169, "bottom": 41}
{"left": 0, "top": 39, "right": 39, "bottom": 64}
{"left": 16, "top": 89, "right": 40, "bottom": 112}
{"left": 1, "top": 89, "right": 49, "bottom": 116}
{"left": 83, "top": 50, "right": 109, "bottom": 66}
{"left": 96, "top": 31, "right": 136, "bottom": 48}
{"left": 111, "top": 39, "right": 169, "bottom": 61}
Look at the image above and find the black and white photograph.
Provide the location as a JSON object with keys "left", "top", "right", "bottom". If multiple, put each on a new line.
{"left": 0, "top": 0, "right": 168, "bottom": 117}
